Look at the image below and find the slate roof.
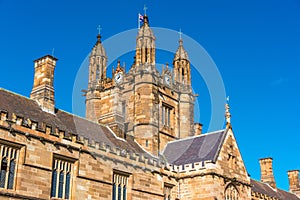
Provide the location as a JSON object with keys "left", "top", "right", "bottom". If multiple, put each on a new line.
{"left": 251, "top": 179, "right": 300, "bottom": 200}
{"left": 0, "top": 88, "right": 146, "bottom": 154}
{"left": 162, "top": 129, "right": 227, "bottom": 165}
{"left": 1, "top": 88, "right": 299, "bottom": 199}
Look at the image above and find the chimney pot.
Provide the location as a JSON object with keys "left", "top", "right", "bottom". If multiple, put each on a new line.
{"left": 30, "top": 55, "right": 57, "bottom": 114}
{"left": 288, "top": 170, "right": 300, "bottom": 197}
{"left": 194, "top": 123, "right": 203, "bottom": 136}
{"left": 259, "top": 157, "right": 276, "bottom": 188}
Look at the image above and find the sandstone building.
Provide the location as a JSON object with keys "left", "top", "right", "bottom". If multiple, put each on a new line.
{"left": 0, "top": 14, "right": 299, "bottom": 200}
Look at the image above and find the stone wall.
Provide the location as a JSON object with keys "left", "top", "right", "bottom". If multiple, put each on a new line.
{"left": 0, "top": 115, "right": 177, "bottom": 200}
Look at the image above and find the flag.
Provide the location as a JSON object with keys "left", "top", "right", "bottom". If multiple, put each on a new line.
{"left": 138, "top": 13, "right": 144, "bottom": 29}
{"left": 139, "top": 13, "right": 144, "bottom": 22}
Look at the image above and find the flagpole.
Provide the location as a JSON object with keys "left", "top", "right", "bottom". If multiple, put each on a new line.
{"left": 138, "top": 13, "right": 140, "bottom": 29}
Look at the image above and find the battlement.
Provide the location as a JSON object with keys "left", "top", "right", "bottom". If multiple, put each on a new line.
{"left": 0, "top": 109, "right": 170, "bottom": 171}
{"left": 169, "top": 160, "right": 215, "bottom": 173}
{"left": 0, "top": 109, "right": 224, "bottom": 177}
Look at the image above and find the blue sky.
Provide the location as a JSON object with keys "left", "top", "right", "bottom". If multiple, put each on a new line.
{"left": 0, "top": 0, "right": 299, "bottom": 191}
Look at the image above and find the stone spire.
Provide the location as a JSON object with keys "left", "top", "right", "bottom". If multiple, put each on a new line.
{"left": 135, "top": 14, "right": 156, "bottom": 66}
{"left": 174, "top": 39, "right": 189, "bottom": 61}
{"left": 173, "top": 37, "right": 191, "bottom": 85}
{"left": 88, "top": 31, "right": 107, "bottom": 89}
{"left": 225, "top": 97, "right": 231, "bottom": 128}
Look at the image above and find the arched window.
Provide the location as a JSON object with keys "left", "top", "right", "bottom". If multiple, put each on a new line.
{"left": 225, "top": 184, "right": 239, "bottom": 200}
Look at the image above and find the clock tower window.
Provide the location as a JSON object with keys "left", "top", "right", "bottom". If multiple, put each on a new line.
{"left": 162, "top": 104, "right": 173, "bottom": 128}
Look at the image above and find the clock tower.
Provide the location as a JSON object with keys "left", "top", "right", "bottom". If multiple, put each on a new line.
{"left": 85, "top": 15, "right": 196, "bottom": 156}
{"left": 85, "top": 33, "right": 126, "bottom": 138}
{"left": 113, "top": 60, "right": 124, "bottom": 85}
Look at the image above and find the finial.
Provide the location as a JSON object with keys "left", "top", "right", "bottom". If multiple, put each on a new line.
{"left": 97, "top": 25, "right": 102, "bottom": 35}
{"left": 179, "top": 28, "right": 183, "bottom": 45}
{"left": 143, "top": 4, "right": 147, "bottom": 16}
{"left": 116, "top": 60, "right": 123, "bottom": 72}
{"left": 225, "top": 96, "right": 231, "bottom": 127}
{"left": 97, "top": 25, "right": 102, "bottom": 42}
{"left": 51, "top": 48, "right": 55, "bottom": 57}
{"left": 179, "top": 28, "right": 182, "bottom": 40}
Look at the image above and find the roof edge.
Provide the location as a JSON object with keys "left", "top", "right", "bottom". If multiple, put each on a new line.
{"left": 165, "top": 129, "right": 226, "bottom": 146}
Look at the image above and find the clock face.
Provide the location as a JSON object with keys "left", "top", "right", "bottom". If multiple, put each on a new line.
{"left": 115, "top": 72, "right": 123, "bottom": 84}
{"left": 164, "top": 75, "right": 171, "bottom": 86}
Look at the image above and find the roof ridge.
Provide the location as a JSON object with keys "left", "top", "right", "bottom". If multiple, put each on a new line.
{"left": 165, "top": 129, "right": 226, "bottom": 145}
{"left": 0, "top": 87, "right": 37, "bottom": 104}
{"left": 251, "top": 178, "right": 300, "bottom": 199}
{"left": 0, "top": 88, "right": 109, "bottom": 129}
{"left": 0, "top": 87, "right": 154, "bottom": 158}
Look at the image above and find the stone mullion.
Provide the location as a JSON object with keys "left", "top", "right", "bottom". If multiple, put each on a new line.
{"left": 12, "top": 148, "right": 17, "bottom": 190}
{"left": 67, "top": 162, "right": 72, "bottom": 199}
{"left": 62, "top": 161, "right": 67, "bottom": 199}
{"left": 55, "top": 160, "right": 60, "bottom": 198}
{"left": 115, "top": 174, "right": 119, "bottom": 199}
{"left": 4, "top": 147, "right": 12, "bottom": 189}
{"left": 120, "top": 176, "right": 124, "bottom": 200}
{"left": 124, "top": 176, "right": 128, "bottom": 200}
{"left": 0, "top": 145, "right": 3, "bottom": 167}
{"left": 167, "top": 108, "right": 170, "bottom": 127}
{"left": 113, "top": 173, "right": 116, "bottom": 199}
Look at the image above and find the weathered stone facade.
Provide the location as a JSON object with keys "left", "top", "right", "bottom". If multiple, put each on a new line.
{"left": 85, "top": 15, "right": 195, "bottom": 157}
{"left": 0, "top": 13, "right": 299, "bottom": 200}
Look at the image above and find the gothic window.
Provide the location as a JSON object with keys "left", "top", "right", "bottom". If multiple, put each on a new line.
{"left": 112, "top": 171, "right": 129, "bottom": 200}
{"left": 122, "top": 101, "right": 126, "bottom": 117}
{"left": 145, "top": 140, "right": 149, "bottom": 147}
{"left": 225, "top": 184, "right": 239, "bottom": 200}
{"left": 0, "top": 143, "right": 19, "bottom": 190}
{"left": 96, "top": 65, "right": 100, "bottom": 80}
{"left": 51, "top": 158, "right": 73, "bottom": 199}
{"left": 162, "top": 104, "right": 172, "bottom": 128}
{"left": 164, "top": 183, "right": 173, "bottom": 200}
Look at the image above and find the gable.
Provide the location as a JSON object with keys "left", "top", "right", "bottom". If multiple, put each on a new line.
{"left": 215, "top": 128, "right": 249, "bottom": 180}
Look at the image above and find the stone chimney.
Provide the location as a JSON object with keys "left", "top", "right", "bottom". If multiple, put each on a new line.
{"left": 30, "top": 55, "right": 57, "bottom": 114}
{"left": 259, "top": 158, "right": 276, "bottom": 188}
{"left": 194, "top": 123, "right": 203, "bottom": 136}
{"left": 288, "top": 170, "right": 300, "bottom": 197}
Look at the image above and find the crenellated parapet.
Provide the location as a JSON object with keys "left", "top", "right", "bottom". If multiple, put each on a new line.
{"left": 0, "top": 109, "right": 170, "bottom": 171}
{"left": 0, "top": 108, "right": 248, "bottom": 184}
